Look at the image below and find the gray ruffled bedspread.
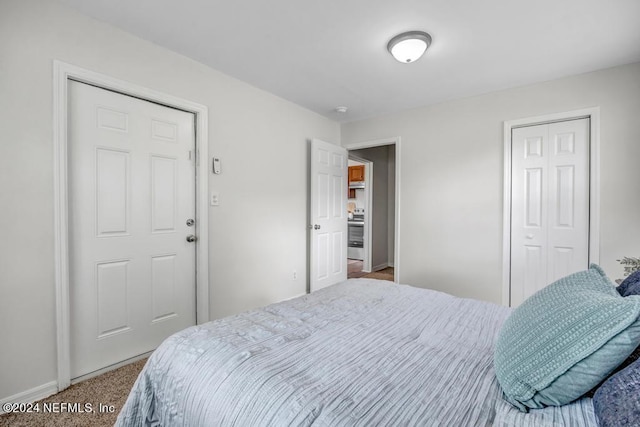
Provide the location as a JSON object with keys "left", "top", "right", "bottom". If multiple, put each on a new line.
{"left": 116, "top": 279, "right": 597, "bottom": 426}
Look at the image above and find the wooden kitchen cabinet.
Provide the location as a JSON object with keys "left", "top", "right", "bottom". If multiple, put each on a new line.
{"left": 348, "top": 165, "right": 364, "bottom": 199}
{"left": 348, "top": 165, "right": 365, "bottom": 183}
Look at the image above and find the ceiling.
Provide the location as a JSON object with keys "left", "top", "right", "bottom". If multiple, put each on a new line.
{"left": 57, "top": 0, "right": 640, "bottom": 122}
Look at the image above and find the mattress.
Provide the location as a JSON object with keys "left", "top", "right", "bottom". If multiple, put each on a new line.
{"left": 116, "top": 279, "right": 597, "bottom": 426}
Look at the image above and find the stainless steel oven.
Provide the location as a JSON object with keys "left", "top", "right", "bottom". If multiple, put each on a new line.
{"left": 348, "top": 220, "right": 364, "bottom": 248}
{"left": 348, "top": 212, "right": 365, "bottom": 260}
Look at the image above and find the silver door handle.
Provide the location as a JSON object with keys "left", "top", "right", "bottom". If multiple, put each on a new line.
{"left": 314, "top": 224, "right": 321, "bottom": 230}
{"left": 186, "top": 235, "right": 197, "bottom": 242}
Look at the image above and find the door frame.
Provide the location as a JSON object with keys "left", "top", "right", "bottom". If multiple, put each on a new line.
{"left": 347, "top": 155, "right": 373, "bottom": 273}
{"left": 501, "top": 107, "right": 600, "bottom": 306}
{"left": 53, "top": 60, "right": 210, "bottom": 391}
{"left": 343, "top": 137, "right": 401, "bottom": 282}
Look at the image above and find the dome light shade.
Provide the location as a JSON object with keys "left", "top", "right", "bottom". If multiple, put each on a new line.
{"left": 387, "top": 31, "right": 432, "bottom": 63}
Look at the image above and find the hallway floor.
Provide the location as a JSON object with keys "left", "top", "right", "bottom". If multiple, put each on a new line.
{"left": 348, "top": 259, "right": 394, "bottom": 281}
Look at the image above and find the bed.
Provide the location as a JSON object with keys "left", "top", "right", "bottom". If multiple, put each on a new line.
{"left": 115, "top": 278, "right": 601, "bottom": 426}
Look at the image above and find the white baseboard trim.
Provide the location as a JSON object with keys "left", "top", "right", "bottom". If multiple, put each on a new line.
{"left": 282, "top": 292, "right": 308, "bottom": 301}
{"left": 71, "top": 351, "right": 152, "bottom": 385}
{"left": 0, "top": 381, "right": 58, "bottom": 414}
{"left": 372, "top": 262, "right": 389, "bottom": 272}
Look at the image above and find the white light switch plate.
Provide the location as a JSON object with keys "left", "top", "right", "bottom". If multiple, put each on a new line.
{"left": 210, "top": 191, "right": 220, "bottom": 206}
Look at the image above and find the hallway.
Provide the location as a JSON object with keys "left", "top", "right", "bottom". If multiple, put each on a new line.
{"left": 348, "top": 259, "right": 394, "bottom": 281}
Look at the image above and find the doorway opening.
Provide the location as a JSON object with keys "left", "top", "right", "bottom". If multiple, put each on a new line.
{"left": 347, "top": 156, "right": 370, "bottom": 278}
{"left": 345, "top": 139, "right": 399, "bottom": 282}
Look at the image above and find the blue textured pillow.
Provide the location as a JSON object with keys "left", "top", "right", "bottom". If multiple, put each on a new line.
{"left": 618, "top": 270, "right": 640, "bottom": 297}
{"left": 593, "top": 357, "right": 640, "bottom": 427}
{"left": 494, "top": 264, "right": 640, "bottom": 411}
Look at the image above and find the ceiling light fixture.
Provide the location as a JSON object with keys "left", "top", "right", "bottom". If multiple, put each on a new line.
{"left": 387, "top": 31, "right": 432, "bottom": 63}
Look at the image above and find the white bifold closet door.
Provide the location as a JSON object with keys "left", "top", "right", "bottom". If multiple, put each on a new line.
{"left": 68, "top": 81, "right": 197, "bottom": 379}
{"left": 510, "top": 118, "right": 590, "bottom": 307}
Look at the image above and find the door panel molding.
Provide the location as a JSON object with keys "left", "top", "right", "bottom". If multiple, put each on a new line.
{"left": 53, "top": 60, "right": 209, "bottom": 391}
{"left": 502, "top": 108, "right": 600, "bottom": 307}
{"left": 309, "top": 139, "right": 348, "bottom": 291}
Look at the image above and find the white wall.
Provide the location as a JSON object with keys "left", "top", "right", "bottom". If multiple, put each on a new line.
{"left": 342, "top": 62, "right": 640, "bottom": 303}
{"left": 0, "top": 0, "right": 339, "bottom": 403}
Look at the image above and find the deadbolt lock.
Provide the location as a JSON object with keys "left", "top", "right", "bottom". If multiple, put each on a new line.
{"left": 186, "top": 219, "right": 195, "bottom": 226}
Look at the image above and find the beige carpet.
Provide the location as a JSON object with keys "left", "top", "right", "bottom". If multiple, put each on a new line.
{"left": 0, "top": 358, "right": 146, "bottom": 427}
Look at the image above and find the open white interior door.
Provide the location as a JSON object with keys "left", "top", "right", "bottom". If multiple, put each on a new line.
{"left": 310, "top": 139, "right": 348, "bottom": 292}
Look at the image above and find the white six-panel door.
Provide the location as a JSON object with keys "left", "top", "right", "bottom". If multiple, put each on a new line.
{"left": 68, "top": 81, "right": 196, "bottom": 378}
{"left": 510, "top": 118, "right": 590, "bottom": 306}
{"left": 310, "top": 139, "right": 348, "bottom": 292}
